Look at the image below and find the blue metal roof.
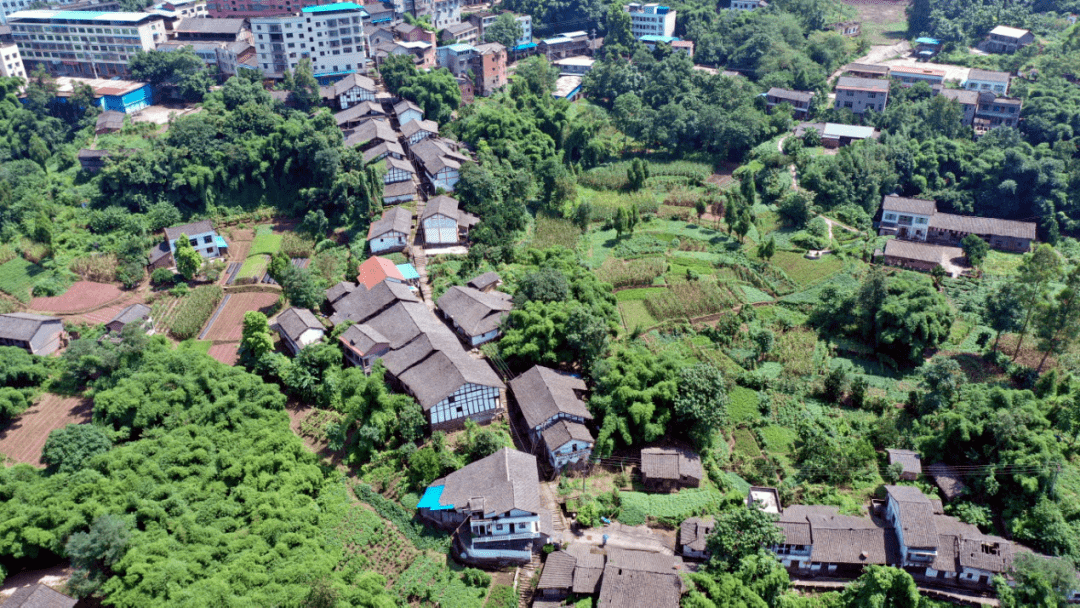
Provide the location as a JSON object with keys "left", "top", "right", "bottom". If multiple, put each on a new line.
{"left": 442, "top": 43, "right": 476, "bottom": 52}
{"left": 417, "top": 485, "right": 453, "bottom": 510}
{"left": 215, "top": 236, "right": 228, "bottom": 248}
{"left": 396, "top": 263, "right": 420, "bottom": 280}
{"left": 371, "top": 16, "right": 391, "bottom": 22}
{"left": 512, "top": 42, "right": 538, "bottom": 50}
{"left": 823, "top": 123, "right": 875, "bottom": 139}
{"left": 640, "top": 35, "right": 680, "bottom": 43}
{"left": 914, "top": 37, "right": 941, "bottom": 45}
{"left": 302, "top": 2, "right": 366, "bottom": 13}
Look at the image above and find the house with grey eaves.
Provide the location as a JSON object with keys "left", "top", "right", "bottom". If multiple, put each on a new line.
{"left": 834, "top": 76, "right": 889, "bottom": 114}
{"left": 418, "top": 448, "right": 548, "bottom": 566}
{"left": 381, "top": 155, "right": 416, "bottom": 185}
{"left": 164, "top": 220, "right": 224, "bottom": 259}
{"left": 401, "top": 118, "right": 439, "bottom": 145}
{"left": 436, "top": 285, "right": 512, "bottom": 346}
{"left": 320, "top": 72, "right": 377, "bottom": 110}
{"left": 0, "top": 313, "right": 64, "bottom": 355}
{"left": 275, "top": 307, "right": 324, "bottom": 355}
{"left": 367, "top": 206, "right": 413, "bottom": 254}
{"left": 421, "top": 195, "right": 478, "bottom": 245}
{"left": 410, "top": 137, "right": 470, "bottom": 192}
{"left": 105, "top": 304, "right": 152, "bottom": 335}
{"left": 509, "top": 365, "right": 594, "bottom": 469}
{"left": 393, "top": 99, "right": 424, "bottom": 126}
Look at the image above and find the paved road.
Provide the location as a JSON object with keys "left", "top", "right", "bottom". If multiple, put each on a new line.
{"left": 828, "top": 40, "right": 913, "bottom": 83}
{"left": 559, "top": 521, "right": 675, "bottom": 555}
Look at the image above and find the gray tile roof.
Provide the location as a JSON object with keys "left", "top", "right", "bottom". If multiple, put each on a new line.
{"left": 384, "top": 155, "right": 416, "bottom": 174}
{"left": 809, "top": 526, "right": 898, "bottom": 566}
{"left": 640, "top": 447, "right": 703, "bottom": 482}
{"left": 164, "top": 220, "right": 214, "bottom": 241}
{"left": 537, "top": 550, "right": 577, "bottom": 590}
{"left": 276, "top": 307, "right": 322, "bottom": 342}
{"left": 882, "top": 195, "right": 937, "bottom": 216}
{"left": 174, "top": 17, "right": 245, "bottom": 34}
{"left": 383, "top": 180, "right": 417, "bottom": 199}
{"left": 4, "top": 584, "right": 77, "bottom": 608}
{"left": 331, "top": 72, "right": 376, "bottom": 97}
{"left": 421, "top": 194, "right": 462, "bottom": 221}
{"left": 367, "top": 206, "right": 413, "bottom": 240}
{"left": 929, "top": 212, "right": 1036, "bottom": 239}
{"left": 680, "top": 516, "right": 715, "bottom": 552}
{"left": 362, "top": 140, "right": 406, "bottom": 164}
{"left": 968, "top": 68, "right": 1010, "bottom": 83}
{"left": 958, "top": 535, "right": 1014, "bottom": 573}
{"left": 335, "top": 100, "right": 387, "bottom": 125}
{"left": 927, "top": 463, "right": 968, "bottom": 500}
{"left": 767, "top": 87, "right": 814, "bottom": 103}
{"left": 510, "top": 365, "right": 591, "bottom": 429}
{"left": 778, "top": 520, "right": 812, "bottom": 546}
{"left": 109, "top": 303, "right": 151, "bottom": 327}
{"left": 883, "top": 239, "right": 964, "bottom": 265}
{"left": 325, "top": 281, "right": 356, "bottom": 304}
{"left": 96, "top": 110, "right": 124, "bottom": 131}
{"left": 885, "top": 485, "right": 940, "bottom": 549}
{"left": 401, "top": 118, "right": 439, "bottom": 139}
{"left": 338, "top": 323, "right": 389, "bottom": 355}
{"left": 330, "top": 280, "right": 418, "bottom": 325}
{"left": 566, "top": 543, "right": 606, "bottom": 594}
{"left": 886, "top": 448, "right": 923, "bottom": 476}
{"left": 467, "top": 271, "right": 501, "bottom": 290}
{"left": 398, "top": 346, "right": 504, "bottom": 409}
{"left": 393, "top": 98, "right": 423, "bottom": 117}
{"left": 412, "top": 138, "right": 466, "bottom": 174}
{"left": 541, "top": 419, "right": 593, "bottom": 450}
{"left": 606, "top": 548, "right": 684, "bottom": 575}
{"left": 436, "top": 285, "right": 511, "bottom": 337}
{"left": 343, "top": 118, "right": 397, "bottom": 147}
{"left": 940, "top": 88, "right": 979, "bottom": 105}
{"left": 0, "top": 313, "right": 60, "bottom": 341}
{"left": 597, "top": 564, "right": 681, "bottom": 608}
{"left": 148, "top": 240, "right": 172, "bottom": 264}
{"left": 431, "top": 448, "right": 542, "bottom": 517}
{"left": 836, "top": 76, "right": 890, "bottom": 92}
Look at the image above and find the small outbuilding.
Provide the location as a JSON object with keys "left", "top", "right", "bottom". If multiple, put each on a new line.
{"left": 640, "top": 447, "right": 703, "bottom": 492}
{"left": 467, "top": 271, "right": 502, "bottom": 292}
{"left": 927, "top": 463, "right": 968, "bottom": 501}
{"left": 886, "top": 448, "right": 922, "bottom": 481}
{"left": 680, "top": 516, "right": 715, "bottom": 560}
{"left": 276, "top": 307, "right": 325, "bottom": 354}
{"left": 106, "top": 303, "right": 152, "bottom": 335}
{"left": 5, "top": 584, "right": 77, "bottom": 608}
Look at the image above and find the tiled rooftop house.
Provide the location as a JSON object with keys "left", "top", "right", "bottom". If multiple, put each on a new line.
{"left": 765, "top": 87, "right": 814, "bottom": 119}
{"left": 834, "top": 76, "right": 889, "bottom": 114}
{"left": 986, "top": 25, "right": 1034, "bottom": 53}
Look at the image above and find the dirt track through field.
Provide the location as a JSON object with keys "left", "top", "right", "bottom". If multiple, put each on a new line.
{"left": 0, "top": 394, "right": 92, "bottom": 467}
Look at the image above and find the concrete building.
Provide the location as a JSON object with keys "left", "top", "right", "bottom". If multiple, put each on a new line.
{"left": 964, "top": 68, "right": 1010, "bottom": 94}
{"left": 539, "top": 30, "right": 587, "bottom": 60}
{"left": 154, "top": 0, "right": 207, "bottom": 19}
{"left": 730, "top": 0, "right": 768, "bottom": 10}
{"left": 251, "top": 1, "right": 368, "bottom": 78}
{"left": 624, "top": 3, "right": 675, "bottom": 39}
{"left": 435, "top": 41, "right": 474, "bottom": 76}
{"left": 834, "top": 76, "right": 888, "bottom": 114}
{"left": 842, "top": 62, "right": 888, "bottom": 79}
{"left": 553, "top": 55, "right": 593, "bottom": 75}
{"left": 473, "top": 41, "right": 505, "bottom": 96}
{"left": 171, "top": 17, "right": 249, "bottom": 42}
{"left": 430, "top": 0, "right": 460, "bottom": 29}
{"left": 440, "top": 20, "right": 476, "bottom": 44}
{"left": 889, "top": 65, "right": 945, "bottom": 88}
{"left": 164, "top": 219, "right": 224, "bottom": 259}
{"left": 879, "top": 195, "right": 1035, "bottom": 252}
{"left": 765, "top": 87, "right": 813, "bottom": 119}
{"left": 939, "top": 88, "right": 978, "bottom": 126}
{"left": 986, "top": 25, "right": 1034, "bottom": 53}
{"left": 8, "top": 10, "right": 166, "bottom": 78}
{"left": 973, "top": 91, "right": 1021, "bottom": 130}
{"left": 0, "top": 41, "right": 23, "bottom": 79}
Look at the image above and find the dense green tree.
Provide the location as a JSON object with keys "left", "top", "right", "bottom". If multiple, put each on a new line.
{"left": 40, "top": 424, "right": 112, "bottom": 474}
{"left": 66, "top": 514, "right": 131, "bottom": 598}
{"left": 874, "top": 276, "right": 954, "bottom": 363}
{"left": 173, "top": 233, "right": 202, "bottom": 281}
{"left": 128, "top": 47, "right": 212, "bottom": 102}
{"left": 1035, "top": 266, "right": 1080, "bottom": 372}
{"left": 706, "top": 505, "right": 785, "bottom": 572}
{"left": 590, "top": 345, "right": 678, "bottom": 455}
{"left": 838, "top": 566, "right": 920, "bottom": 608}
{"left": 484, "top": 12, "right": 524, "bottom": 47}
{"left": 674, "top": 363, "right": 729, "bottom": 448}
{"left": 997, "top": 553, "right": 1078, "bottom": 608}
{"left": 280, "top": 264, "right": 325, "bottom": 310}
{"left": 1014, "top": 245, "right": 1064, "bottom": 358}
{"left": 239, "top": 311, "right": 274, "bottom": 367}
{"left": 961, "top": 234, "right": 989, "bottom": 268}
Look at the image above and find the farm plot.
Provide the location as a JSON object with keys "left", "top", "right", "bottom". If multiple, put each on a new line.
{"left": 0, "top": 258, "right": 46, "bottom": 303}
{"left": 200, "top": 292, "right": 280, "bottom": 342}
{"left": 0, "top": 394, "right": 92, "bottom": 467}
{"left": 169, "top": 285, "right": 224, "bottom": 340}
{"left": 29, "top": 281, "right": 122, "bottom": 313}
{"left": 208, "top": 343, "right": 239, "bottom": 365}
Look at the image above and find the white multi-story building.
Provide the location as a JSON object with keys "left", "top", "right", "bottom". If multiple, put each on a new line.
{"left": 7, "top": 10, "right": 166, "bottom": 78}
{"left": 0, "top": 42, "right": 24, "bottom": 79}
{"left": 431, "top": 0, "right": 459, "bottom": 29}
{"left": 624, "top": 3, "right": 675, "bottom": 39}
{"left": 251, "top": 1, "right": 368, "bottom": 78}
{"left": 514, "top": 13, "right": 531, "bottom": 46}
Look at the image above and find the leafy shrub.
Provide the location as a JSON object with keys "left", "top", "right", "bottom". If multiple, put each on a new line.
{"left": 150, "top": 267, "right": 176, "bottom": 286}
{"left": 352, "top": 482, "right": 451, "bottom": 552}
{"left": 169, "top": 285, "right": 223, "bottom": 340}
{"left": 484, "top": 585, "right": 516, "bottom": 608}
{"left": 461, "top": 568, "right": 491, "bottom": 587}
{"left": 41, "top": 424, "right": 112, "bottom": 473}
{"left": 31, "top": 273, "right": 69, "bottom": 297}
{"left": 644, "top": 282, "right": 741, "bottom": 321}
{"left": 612, "top": 235, "right": 667, "bottom": 259}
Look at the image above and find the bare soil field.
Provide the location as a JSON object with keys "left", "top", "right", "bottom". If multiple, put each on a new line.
{"left": 208, "top": 343, "right": 240, "bottom": 366}
{"left": 73, "top": 302, "right": 127, "bottom": 326}
{"left": 0, "top": 394, "right": 92, "bottom": 467}
{"left": 200, "top": 292, "right": 279, "bottom": 342}
{"left": 225, "top": 228, "right": 254, "bottom": 262}
{"left": 29, "top": 281, "right": 122, "bottom": 313}
{"left": 845, "top": 0, "right": 909, "bottom": 45}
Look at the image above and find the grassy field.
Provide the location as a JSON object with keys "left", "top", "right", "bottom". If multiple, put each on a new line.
{"left": 0, "top": 257, "right": 45, "bottom": 303}
{"left": 237, "top": 254, "right": 270, "bottom": 280}
{"left": 729, "top": 386, "right": 761, "bottom": 424}
{"left": 759, "top": 425, "right": 798, "bottom": 457}
{"left": 982, "top": 250, "right": 1025, "bottom": 277}
{"left": 731, "top": 427, "right": 763, "bottom": 459}
{"left": 177, "top": 339, "right": 213, "bottom": 355}
{"left": 770, "top": 251, "right": 844, "bottom": 288}
{"left": 250, "top": 225, "right": 283, "bottom": 257}
{"left": 618, "top": 300, "right": 658, "bottom": 331}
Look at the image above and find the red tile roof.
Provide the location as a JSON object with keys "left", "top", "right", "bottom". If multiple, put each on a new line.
{"left": 357, "top": 256, "right": 405, "bottom": 289}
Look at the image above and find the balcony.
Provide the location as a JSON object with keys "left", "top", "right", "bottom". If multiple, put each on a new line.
{"left": 472, "top": 531, "right": 539, "bottom": 543}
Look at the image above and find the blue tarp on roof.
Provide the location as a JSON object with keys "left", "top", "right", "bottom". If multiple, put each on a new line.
{"left": 512, "top": 42, "right": 538, "bottom": 51}
{"left": 640, "top": 35, "right": 680, "bottom": 43}
{"left": 417, "top": 485, "right": 453, "bottom": 510}
{"left": 396, "top": 263, "right": 420, "bottom": 280}
{"left": 371, "top": 16, "right": 392, "bottom": 22}
{"left": 215, "top": 236, "right": 228, "bottom": 249}
{"left": 914, "top": 37, "right": 941, "bottom": 45}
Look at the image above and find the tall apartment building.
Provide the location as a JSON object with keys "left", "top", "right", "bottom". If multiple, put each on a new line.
{"left": 0, "top": 41, "right": 24, "bottom": 78}
{"left": 251, "top": 2, "right": 368, "bottom": 77}
{"left": 207, "top": 0, "right": 357, "bottom": 19}
{"left": 8, "top": 10, "right": 166, "bottom": 78}
{"left": 624, "top": 3, "right": 675, "bottom": 39}
{"left": 430, "top": 0, "right": 459, "bottom": 29}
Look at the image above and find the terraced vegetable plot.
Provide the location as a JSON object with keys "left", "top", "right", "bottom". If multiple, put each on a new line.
{"left": 0, "top": 394, "right": 92, "bottom": 467}
{"left": 200, "top": 292, "right": 279, "bottom": 341}
{"left": 0, "top": 258, "right": 45, "bottom": 303}
{"left": 29, "top": 281, "right": 121, "bottom": 313}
